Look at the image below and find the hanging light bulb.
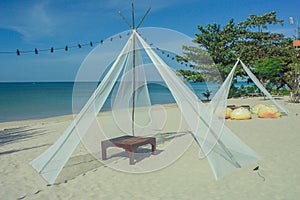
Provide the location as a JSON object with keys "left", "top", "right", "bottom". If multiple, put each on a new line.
{"left": 289, "top": 17, "right": 294, "bottom": 25}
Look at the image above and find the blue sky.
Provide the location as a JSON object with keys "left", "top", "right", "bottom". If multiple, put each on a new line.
{"left": 0, "top": 0, "right": 299, "bottom": 82}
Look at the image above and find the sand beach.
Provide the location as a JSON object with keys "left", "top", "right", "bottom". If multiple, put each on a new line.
{"left": 1, "top": 97, "right": 300, "bottom": 200}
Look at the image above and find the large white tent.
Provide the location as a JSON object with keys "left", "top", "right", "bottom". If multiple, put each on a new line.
{"left": 30, "top": 29, "right": 262, "bottom": 184}
{"left": 31, "top": 6, "right": 262, "bottom": 185}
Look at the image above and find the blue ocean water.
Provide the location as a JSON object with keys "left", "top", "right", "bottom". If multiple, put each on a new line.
{"left": 0, "top": 81, "right": 221, "bottom": 122}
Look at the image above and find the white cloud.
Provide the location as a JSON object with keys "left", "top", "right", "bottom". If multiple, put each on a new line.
{"left": 0, "top": 1, "right": 55, "bottom": 42}
{"left": 0, "top": 0, "right": 200, "bottom": 42}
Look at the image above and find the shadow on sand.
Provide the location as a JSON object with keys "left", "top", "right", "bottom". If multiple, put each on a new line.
{"left": 0, "top": 126, "right": 47, "bottom": 146}
{"left": 0, "top": 126, "right": 49, "bottom": 156}
{"left": 54, "top": 131, "right": 190, "bottom": 185}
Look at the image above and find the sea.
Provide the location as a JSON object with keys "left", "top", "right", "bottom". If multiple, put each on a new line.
{"left": 0, "top": 81, "right": 250, "bottom": 122}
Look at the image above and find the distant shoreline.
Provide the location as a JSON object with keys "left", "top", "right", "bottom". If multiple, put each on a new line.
{"left": 0, "top": 95, "right": 292, "bottom": 124}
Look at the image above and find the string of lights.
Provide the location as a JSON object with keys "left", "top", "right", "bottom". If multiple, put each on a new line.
{"left": 0, "top": 30, "right": 192, "bottom": 68}
{"left": 0, "top": 32, "right": 131, "bottom": 56}
{"left": 138, "top": 32, "right": 193, "bottom": 68}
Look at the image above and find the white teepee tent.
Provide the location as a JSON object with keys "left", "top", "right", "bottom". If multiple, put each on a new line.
{"left": 30, "top": 30, "right": 261, "bottom": 184}
{"left": 239, "top": 60, "right": 289, "bottom": 114}
{"left": 30, "top": 6, "right": 261, "bottom": 184}
{"left": 210, "top": 58, "right": 289, "bottom": 115}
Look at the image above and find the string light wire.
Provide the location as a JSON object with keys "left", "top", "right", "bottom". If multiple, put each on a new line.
{"left": 0, "top": 30, "right": 191, "bottom": 68}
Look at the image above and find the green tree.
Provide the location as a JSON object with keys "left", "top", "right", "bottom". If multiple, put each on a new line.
{"left": 238, "top": 11, "right": 283, "bottom": 32}
{"left": 254, "top": 57, "right": 284, "bottom": 91}
{"left": 180, "top": 19, "right": 241, "bottom": 80}
{"left": 176, "top": 69, "right": 204, "bottom": 82}
{"left": 177, "top": 11, "right": 298, "bottom": 96}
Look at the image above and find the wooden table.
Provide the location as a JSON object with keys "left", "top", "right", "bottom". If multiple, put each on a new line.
{"left": 101, "top": 135, "right": 156, "bottom": 165}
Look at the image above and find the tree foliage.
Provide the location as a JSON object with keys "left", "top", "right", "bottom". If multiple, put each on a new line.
{"left": 176, "top": 69, "right": 204, "bottom": 82}
{"left": 254, "top": 57, "right": 285, "bottom": 90}
{"left": 178, "top": 11, "right": 299, "bottom": 94}
{"left": 239, "top": 11, "right": 283, "bottom": 32}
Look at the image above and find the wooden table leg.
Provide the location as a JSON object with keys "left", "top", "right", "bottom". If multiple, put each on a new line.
{"left": 151, "top": 138, "right": 156, "bottom": 155}
{"left": 101, "top": 141, "right": 108, "bottom": 160}
{"left": 151, "top": 143, "right": 156, "bottom": 155}
{"left": 129, "top": 150, "right": 135, "bottom": 165}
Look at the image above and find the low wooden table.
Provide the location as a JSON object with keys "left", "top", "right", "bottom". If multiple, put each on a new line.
{"left": 101, "top": 135, "right": 156, "bottom": 165}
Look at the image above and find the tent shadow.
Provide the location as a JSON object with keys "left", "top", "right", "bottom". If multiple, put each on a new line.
{"left": 155, "top": 131, "right": 189, "bottom": 145}
{"left": 56, "top": 147, "right": 164, "bottom": 184}
{"left": 53, "top": 132, "right": 189, "bottom": 184}
{"left": 107, "top": 147, "right": 164, "bottom": 164}
{"left": 56, "top": 153, "right": 103, "bottom": 184}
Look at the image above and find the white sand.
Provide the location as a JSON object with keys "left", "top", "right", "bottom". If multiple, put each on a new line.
{"left": 1, "top": 97, "right": 300, "bottom": 200}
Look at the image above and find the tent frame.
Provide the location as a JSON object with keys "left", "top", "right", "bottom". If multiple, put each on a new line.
{"left": 30, "top": 5, "right": 264, "bottom": 185}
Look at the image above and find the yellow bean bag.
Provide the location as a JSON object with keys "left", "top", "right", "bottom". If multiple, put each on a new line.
{"left": 251, "top": 104, "right": 266, "bottom": 114}
{"left": 269, "top": 105, "right": 279, "bottom": 113}
{"left": 225, "top": 108, "right": 232, "bottom": 119}
{"left": 230, "top": 107, "right": 252, "bottom": 120}
{"left": 257, "top": 106, "right": 281, "bottom": 118}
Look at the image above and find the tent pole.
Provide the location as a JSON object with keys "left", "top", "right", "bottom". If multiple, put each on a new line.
{"left": 132, "top": 32, "right": 136, "bottom": 136}
{"left": 119, "top": 2, "right": 151, "bottom": 136}
{"left": 131, "top": 3, "right": 136, "bottom": 136}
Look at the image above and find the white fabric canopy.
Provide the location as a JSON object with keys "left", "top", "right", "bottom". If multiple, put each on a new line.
{"left": 31, "top": 30, "right": 261, "bottom": 184}
{"left": 240, "top": 60, "right": 289, "bottom": 115}
{"left": 137, "top": 32, "right": 260, "bottom": 179}
{"left": 30, "top": 34, "right": 134, "bottom": 184}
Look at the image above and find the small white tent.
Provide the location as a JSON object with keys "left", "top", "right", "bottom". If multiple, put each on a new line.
{"left": 211, "top": 58, "right": 288, "bottom": 115}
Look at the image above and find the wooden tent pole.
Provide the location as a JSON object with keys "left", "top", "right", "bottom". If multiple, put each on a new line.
{"left": 131, "top": 3, "right": 136, "bottom": 136}
{"left": 119, "top": 2, "right": 151, "bottom": 136}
